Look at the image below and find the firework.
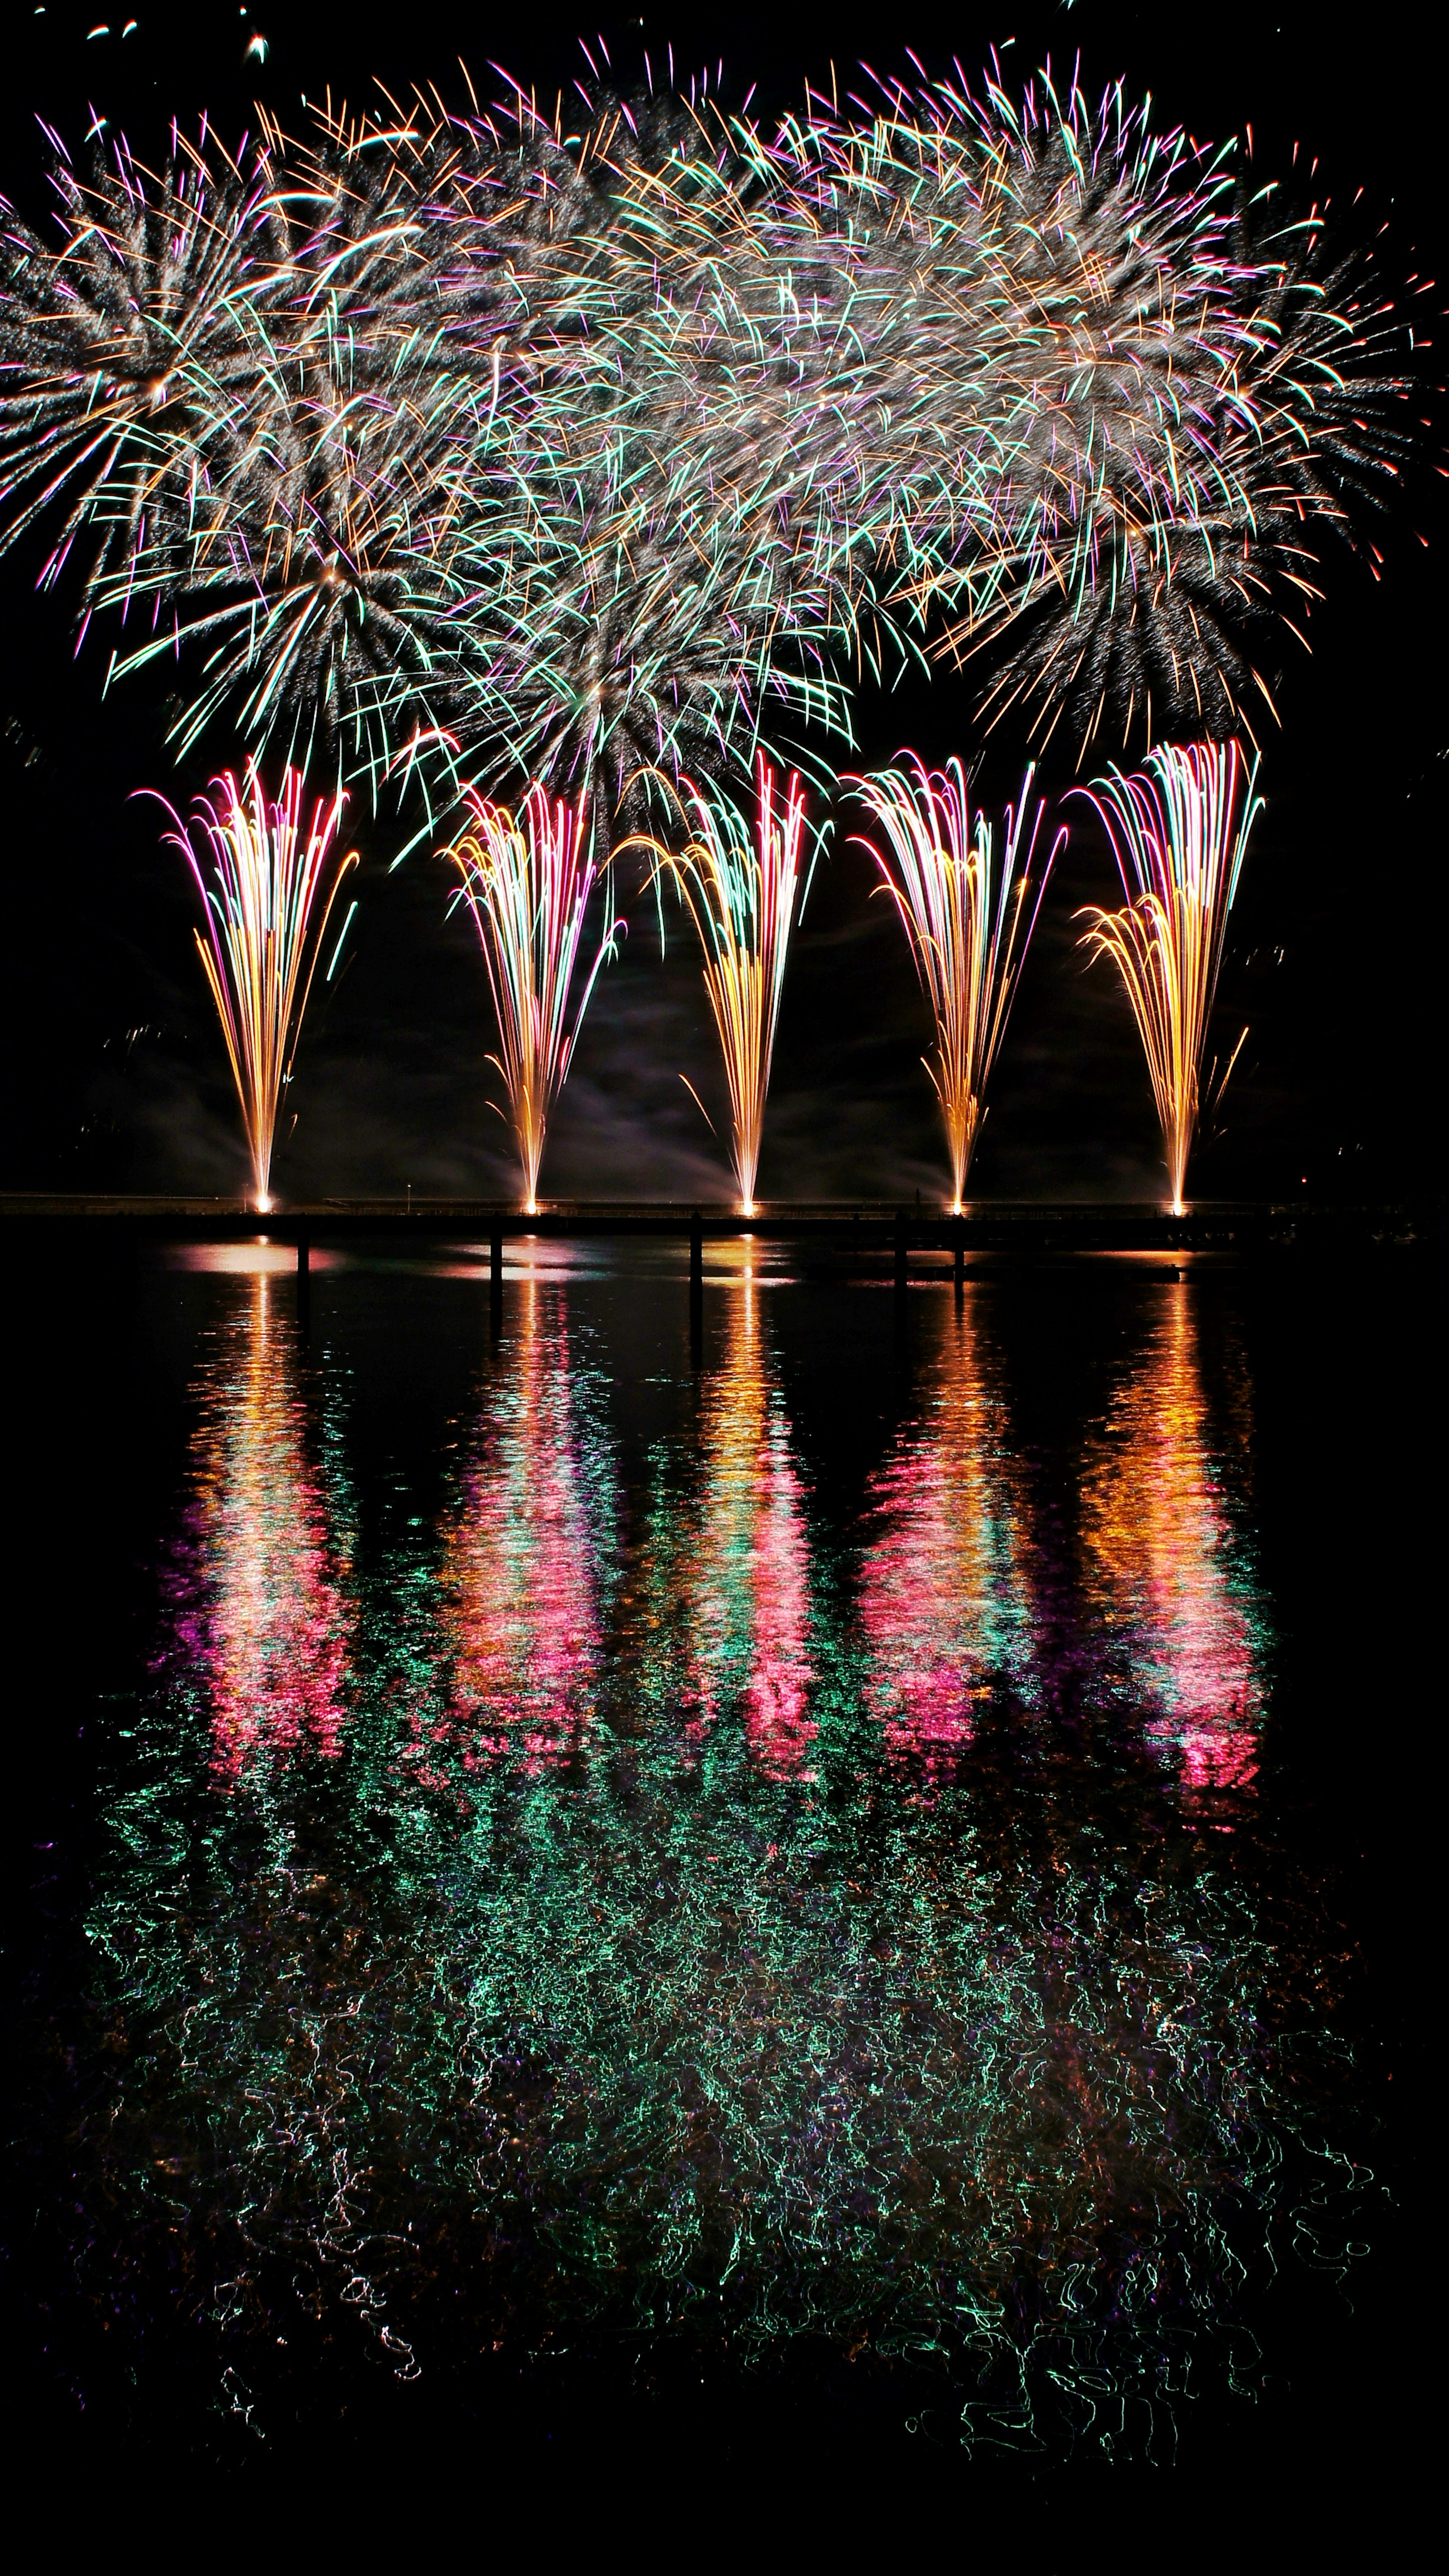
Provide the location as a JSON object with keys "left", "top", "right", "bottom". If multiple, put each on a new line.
{"left": 1076, "top": 740, "right": 1261, "bottom": 1210}
{"left": 151, "top": 763, "right": 358, "bottom": 1209}
{"left": 0, "top": 129, "right": 280, "bottom": 625}
{"left": 445, "top": 783, "right": 620, "bottom": 1212}
{"left": 96, "top": 123, "right": 489, "bottom": 789}
{"left": 851, "top": 755, "right": 1064, "bottom": 1209}
{"left": 641, "top": 757, "right": 811, "bottom": 1213}
{"left": 961, "top": 212, "right": 1416, "bottom": 755}
{"left": 0, "top": 70, "right": 1409, "bottom": 803}
{"left": 740, "top": 65, "right": 1413, "bottom": 753}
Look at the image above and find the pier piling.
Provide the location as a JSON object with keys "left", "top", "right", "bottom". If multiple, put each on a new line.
{"left": 689, "top": 1211, "right": 703, "bottom": 1363}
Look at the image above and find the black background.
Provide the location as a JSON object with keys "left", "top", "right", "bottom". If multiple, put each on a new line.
{"left": 0, "top": 0, "right": 1442, "bottom": 1206}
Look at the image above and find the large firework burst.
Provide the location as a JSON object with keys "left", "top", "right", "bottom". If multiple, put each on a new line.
{"left": 0, "top": 61, "right": 1415, "bottom": 806}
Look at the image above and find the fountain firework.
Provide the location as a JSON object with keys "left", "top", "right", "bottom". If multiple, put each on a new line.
{"left": 1077, "top": 741, "right": 1262, "bottom": 1211}
{"left": 851, "top": 756, "right": 1064, "bottom": 1209}
{"left": 645, "top": 758, "right": 811, "bottom": 1214}
{"left": 446, "top": 784, "right": 620, "bottom": 1212}
{"left": 151, "top": 763, "right": 358, "bottom": 1210}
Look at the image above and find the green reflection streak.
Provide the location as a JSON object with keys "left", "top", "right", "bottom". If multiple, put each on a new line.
{"left": 80, "top": 1269, "right": 1361, "bottom": 2456}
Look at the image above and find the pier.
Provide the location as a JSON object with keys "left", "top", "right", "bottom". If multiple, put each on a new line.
{"left": 0, "top": 1191, "right": 1427, "bottom": 1288}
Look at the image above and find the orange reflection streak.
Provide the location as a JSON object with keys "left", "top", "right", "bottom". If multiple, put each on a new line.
{"left": 687, "top": 1272, "right": 816, "bottom": 1778}
{"left": 858, "top": 1287, "right": 1031, "bottom": 1764}
{"left": 180, "top": 1273, "right": 351, "bottom": 1781}
{"left": 1080, "top": 1281, "right": 1263, "bottom": 1799}
{"left": 440, "top": 1273, "right": 602, "bottom": 1775}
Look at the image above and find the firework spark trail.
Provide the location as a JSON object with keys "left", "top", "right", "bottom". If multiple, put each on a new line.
{"left": 641, "top": 757, "right": 811, "bottom": 1213}
{"left": 0, "top": 116, "right": 506, "bottom": 790}
{"left": 0, "top": 130, "right": 283, "bottom": 621}
{"left": 0, "top": 69, "right": 1413, "bottom": 798}
{"left": 1076, "top": 740, "right": 1261, "bottom": 1211}
{"left": 850, "top": 755, "right": 1064, "bottom": 1210}
{"left": 666, "top": 65, "right": 1412, "bottom": 755}
{"left": 445, "top": 783, "right": 621, "bottom": 1212}
{"left": 93, "top": 125, "right": 496, "bottom": 789}
{"left": 150, "top": 763, "right": 358, "bottom": 1209}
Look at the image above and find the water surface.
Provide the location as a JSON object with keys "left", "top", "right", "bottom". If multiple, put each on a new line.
{"left": 4, "top": 1240, "right": 1427, "bottom": 2475}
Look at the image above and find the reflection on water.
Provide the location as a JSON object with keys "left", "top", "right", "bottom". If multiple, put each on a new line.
{"left": 162, "top": 1271, "right": 352, "bottom": 1779}
{"left": 1081, "top": 1283, "right": 1264, "bottom": 1800}
{"left": 683, "top": 1272, "right": 816, "bottom": 1778}
{"left": 625, "top": 1266, "right": 816, "bottom": 1778}
{"left": 438, "top": 1274, "right": 607, "bottom": 1776}
{"left": 858, "top": 1285, "right": 1032, "bottom": 1762}
{"left": 44, "top": 1261, "right": 1371, "bottom": 2460}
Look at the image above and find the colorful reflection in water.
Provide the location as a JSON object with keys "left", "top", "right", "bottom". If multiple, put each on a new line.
{"left": 858, "top": 1284, "right": 1032, "bottom": 1762}
{"left": 34, "top": 1260, "right": 1377, "bottom": 2462}
{"left": 162, "top": 1270, "right": 351, "bottom": 1779}
{"left": 1081, "top": 1279, "right": 1264, "bottom": 1799}
{"left": 623, "top": 1259, "right": 817, "bottom": 1778}
{"left": 681, "top": 1267, "right": 817, "bottom": 1776}
{"left": 437, "top": 1272, "right": 607, "bottom": 1776}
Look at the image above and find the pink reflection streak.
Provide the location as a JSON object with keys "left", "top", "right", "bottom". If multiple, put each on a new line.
{"left": 173, "top": 1274, "right": 349, "bottom": 1781}
{"left": 691, "top": 1278, "right": 816, "bottom": 1779}
{"left": 858, "top": 1289, "right": 1028, "bottom": 1766}
{"left": 440, "top": 1277, "right": 601, "bottom": 1775}
{"left": 1083, "top": 1283, "right": 1261, "bottom": 1799}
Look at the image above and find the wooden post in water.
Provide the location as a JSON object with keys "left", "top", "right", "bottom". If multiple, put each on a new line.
{"left": 892, "top": 1210, "right": 911, "bottom": 1368}
{"left": 489, "top": 1220, "right": 503, "bottom": 1327}
{"left": 689, "top": 1211, "right": 703, "bottom": 1363}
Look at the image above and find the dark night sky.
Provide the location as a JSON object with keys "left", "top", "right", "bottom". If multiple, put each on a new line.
{"left": 0, "top": 0, "right": 1441, "bottom": 1204}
